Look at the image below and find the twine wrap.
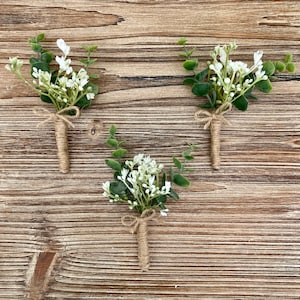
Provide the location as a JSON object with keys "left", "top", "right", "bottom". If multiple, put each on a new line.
{"left": 33, "top": 106, "right": 80, "bottom": 173}
{"left": 121, "top": 209, "right": 157, "bottom": 271}
{"left": 194, "top": 102, "right": 232, "bottom": 170}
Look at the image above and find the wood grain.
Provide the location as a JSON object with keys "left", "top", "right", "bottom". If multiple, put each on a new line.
{"left": 1, "top": 0, "right": 300, "bottom": 299}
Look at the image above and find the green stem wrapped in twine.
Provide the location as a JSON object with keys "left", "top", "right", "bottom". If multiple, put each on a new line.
{"left": 121, "top": 209, "right": 157, "bottom": 271}
{"left": 33, "top": 106, "right": 80, "bottom": 173}
{"left": 194, "top": 102, "right": 232, "bottom": 170}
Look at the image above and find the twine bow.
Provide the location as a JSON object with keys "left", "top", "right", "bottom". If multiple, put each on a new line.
{"left": 33, "top": 106, "right": 80, "bottom": 128}
{"left": 121, "top": 209, "right": 157, "bottom": 233}
{"left": 194, "top": 102, "right": 233, "bottom": 129}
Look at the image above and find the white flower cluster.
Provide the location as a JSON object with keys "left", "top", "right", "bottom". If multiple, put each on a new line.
{"left": 102, "top": 154, "right": 172, "bottom": 216}
{"left": 6, "top": 39, "right": 95, "bottom": 109}
{"left": 209, "top": 42, "right": 268, "bottom": 102}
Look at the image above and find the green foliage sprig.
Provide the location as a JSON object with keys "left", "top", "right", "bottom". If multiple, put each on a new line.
{"left": 178, "top": 38, "right": 295, "bottom": 111}
{"left": 6, "top": 33, "right": 99, "bottom": 112}
{"left": 103, "top": 126, "right": 197, "bottom": 216}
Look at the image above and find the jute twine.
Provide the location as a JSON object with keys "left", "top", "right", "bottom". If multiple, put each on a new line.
{"left": 33, "top": 106, "right": 80, "bottom": 173}
{"left": 194, "top": 102, "right": 232, "bottom": 170}
{"left": 121, "top": 209, "right": 157, "bottom": 271}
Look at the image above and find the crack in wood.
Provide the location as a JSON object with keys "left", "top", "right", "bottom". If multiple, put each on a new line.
{"left": 25, "top": 251, "right": 58, "bottom": 300}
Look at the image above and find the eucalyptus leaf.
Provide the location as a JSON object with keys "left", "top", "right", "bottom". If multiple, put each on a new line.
{"left": 183, "top": 59, "right": 198, "bottom": 71}
{"left": 286, "top": 62, "right": 295, "bottom": 73}
{"left": 172, "top": 157, "right": 182, "bottom": 171}
{"left": 183, "top": 77, "right": 196, "bottom": 85}
{"left": 76, "top": 95, "right": 91, "bottom": 109}
{"left": 109, "top": 181, "right": 127, "bottom": 195}
{"left": 263, "top": 61, "right": 275, "bottom": 77}
{"left": 192, "top": 82, "right": 211, "bottom": 97}
{"left": 109, "top": 125, "right": 117, "bottom": 136}
{"left": 169, "top": 188, "right": 180, "bottom": 200}
{"left": 275, "top": 61, "right": 286, "bottom": 72}
{"left": 195, "top": 68, "right": 209, "bottom": 81}
{"left": 40, "top": 94, "right": 52, "bottom": 104}
{"left": 106, "top": 138, "right": 119, "bottom": 148}
{"left": 172, "top": 174, "right": 190, "bottom": 187}
{"left": 105, "top": 159, "right": 122, "bottom": 171}
{"left": 255, "top": 79, "right": 272, "bottom": 93}
{"left": 112, "top": 148, "right": 128, "bottom": 158}
{"left": 233, "top": 95, "right": 248, "bottom": 111}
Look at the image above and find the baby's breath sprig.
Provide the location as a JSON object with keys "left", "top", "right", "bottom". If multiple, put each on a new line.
{"left": 178, "top": 39, "right": 295, "bottom": 169}
{"left": 102, "top": 125, "right": 197, "bottom": 271}
{"left": 5, "top": 33, "right": 100, "bottom": 173}
{"left": 103, "top": 125, "right": 196, "bottom": 216}
{"left": 6, "top": 33, "right": 99, "bottom": 112}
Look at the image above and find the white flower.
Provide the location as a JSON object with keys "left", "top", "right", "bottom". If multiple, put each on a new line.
{"left": 209, "top": 62, "right": 223, "bottom": 74}
{"left": 86, "top": 93, "right": 95, "bottom": 100}
{"left": 56, "top": 38, "right": 70, "bottom": 57}
{"left": 253, "top": 50, "right": 263, "bottom": 67}
{"left": 164, "top": 181, "right": 171, "bottom": 193}
{"left": 6, "top": 57, "right": 23, "bottom": 72}
{"left": 55, "top": 56, "right": 73, "bottom": 74}
{"left": 160, "top": 209, "right": 169, "bottom": 217}
{"left": 224, "top": 77, "right": 231, "bottom": 85}
{"left": 102, "top": 181, "right": 111, "bottom": 197}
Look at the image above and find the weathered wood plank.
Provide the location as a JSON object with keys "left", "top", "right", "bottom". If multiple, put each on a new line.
{"left": 1, "top": 0, "right": 300, "bottom": 299}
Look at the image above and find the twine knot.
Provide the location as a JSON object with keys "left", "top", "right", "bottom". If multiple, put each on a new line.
{"left": 194, "top": 102, "right": 233, "bottom": 129}
{"left": 33, "top": 106, "right": 80, "bottom": 128}
{"left": 121, "top": 209, "right": 157, "bottom": 234}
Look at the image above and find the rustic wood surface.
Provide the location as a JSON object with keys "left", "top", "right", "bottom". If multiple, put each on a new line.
{"left": 1, "top": 1, "right": 300, "bottom": 299}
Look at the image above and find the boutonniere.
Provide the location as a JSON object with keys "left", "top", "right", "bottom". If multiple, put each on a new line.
{"left": 178, "top": 39, "right": 295, "bottom": 169}
{"left": 102, "top": 125, "right": 197, "bottom": 271}
{"left": 6, "top": 33, "right": 99, "bottom": 173}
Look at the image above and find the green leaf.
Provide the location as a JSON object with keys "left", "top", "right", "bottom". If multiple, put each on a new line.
{"left": 172, "top": 174, "right": 190, "bottom": 187}
{"left": 192, "top": 82, "right": 211, "bottom": 97}
{"left": 109, "top": 125, "right": 117, "bottom": 136}
{"left": 83, "top": 45, "right": 98, "bottom": 53}
{"left": 233, "top": 95, "right": 248, "bottom": 111}
{"left": 286, "top": 62, "right": 295, "bottom": 73}
{"left": 31, "top": 61, "right": 50, "bottom": 73}
{"left": 112, "top": 148, "right": 128, "bottom": 158}
{"left": 199, "top": 101, "right": 215, "bottom": 109}
{"left": 183, "top": 77, "right": 196, "bottom": 85}
{"left": 177, "top": 38, "right": 187, "bottom": 45}
{"left": 40, "top": 94, "right": 52, "bottom": 104}
{"left": 41, "top": 51, "right": 53, "bottom": 64}
{"left": 263, "top": 61, "right": 275, "bottom": 77}
{"left": 182, "top": 150, "right": 194, "bottom": 160}
{"left": 76, "top": 95, "right": 91, "bottom": 109}
{"left": 275, "top": 61, "right": 286, "bottom": 73}
{"left": 168, "top": 188, "right": 180, "bottom": 200}
{"left": 29, "top": 57, "right": 39, "bottom": 65}
{"left": 30, "top": 43, "right": 42, "bottom": 53}
{"left": 195, "top": 68, "right": 209, "bottom": 81}
{"left": 106, "top": 138, "right": 119, "bottom": 148}
{"left": 36, "top": 33, "right": 45, "bottom": 42}
{"left": 109, "top": 181, "right": 127, "bottom": 195}
{"left": 105, "top": 159, "right": 122, "bottom": 171}
{"left": 155, "top": 194, "right": 167, "bottom": 204}
{"left": 284, "top": 53, "right": 293, "bottom": 63}
{"left": 183, "top": 59, "right": 198, "bottom": 71}
{"left": 172, "top": 157, "right": 182, "bottom": 171}
{"left": 255, "top": 79, "right": 272, "bottom": 93}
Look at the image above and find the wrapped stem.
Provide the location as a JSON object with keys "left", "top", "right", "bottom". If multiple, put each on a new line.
{"left": 136, "top": 218, "right": 150, "bottom": 271}
{"left": 121, "top": 209, "right": 156, "bottom": 271}
{"left": 54, "top": 118, "right": 70, "bottom": 173}
{"left": 210, "top": 118, "right": 222, "bottom": 170}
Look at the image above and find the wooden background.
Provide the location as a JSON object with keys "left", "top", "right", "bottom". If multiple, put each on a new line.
{"left": 1, "top": 1, "right": 300, "bottom": 299}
